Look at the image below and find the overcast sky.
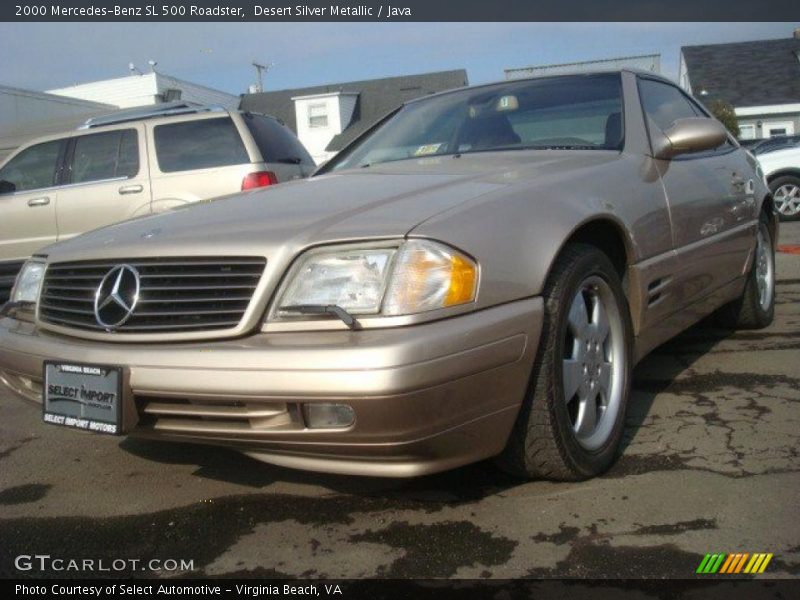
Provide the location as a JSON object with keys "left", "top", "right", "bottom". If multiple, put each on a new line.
{"left": 0, "top": 22, "right": 796, "bottom": 94}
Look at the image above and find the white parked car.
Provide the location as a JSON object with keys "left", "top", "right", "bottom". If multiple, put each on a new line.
{"left": 758, "top": 146, "right": 800, "bottom": 221}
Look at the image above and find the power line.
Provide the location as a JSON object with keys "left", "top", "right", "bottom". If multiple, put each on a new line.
{"left": 251, "top": 61, "right": 273, "bottom": 92}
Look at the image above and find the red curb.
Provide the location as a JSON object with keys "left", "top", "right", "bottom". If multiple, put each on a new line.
{"left": 777, "top": 245, "right": 800, "bottom": 255}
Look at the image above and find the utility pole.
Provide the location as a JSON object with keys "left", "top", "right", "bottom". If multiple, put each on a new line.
{"left": 252, "top": 61, "right": 273, "bottom": 93}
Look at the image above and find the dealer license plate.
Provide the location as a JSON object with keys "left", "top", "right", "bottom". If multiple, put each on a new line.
{"left": 43, "top": 361, "right": 123, "bottom": 435}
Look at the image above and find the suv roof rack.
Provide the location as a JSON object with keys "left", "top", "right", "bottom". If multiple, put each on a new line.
{"left": 79, "top": 102, "right": 228, "bottom": 129}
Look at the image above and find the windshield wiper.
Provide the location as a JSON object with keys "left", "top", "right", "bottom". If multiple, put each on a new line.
{"left": 453, "top": 144, "right": 602, "bottom": 156}
{"left": 280, "top": 304, "right": 361, "bottom": 330}
{"left": 274, "top": 157, "right": 303, "bottom": 164}
{"left": 523, "top": 144, "right": 601, "bottom": 151}
{"left": 340, "top": 144, "right": 605, "bottom": 171}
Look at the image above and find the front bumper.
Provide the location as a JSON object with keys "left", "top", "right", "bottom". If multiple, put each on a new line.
{"left": 0, "top": 298, "right": 543, "bottom": 477}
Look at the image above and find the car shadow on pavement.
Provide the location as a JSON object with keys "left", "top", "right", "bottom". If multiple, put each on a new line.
{"left": 119, "top": 434, "right": 522, "bottom": 504}
{"left": 119, "top": 318, "right": 738, "bottom": 503}
{"left": 617, "top": 318, "right": 736, "bottom": 462}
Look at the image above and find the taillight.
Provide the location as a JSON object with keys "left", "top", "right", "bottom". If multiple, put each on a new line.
{"left": 241, "top": 171, "right": 278, "bottom": 190}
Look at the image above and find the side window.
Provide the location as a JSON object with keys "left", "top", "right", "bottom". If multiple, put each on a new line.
{"left": 154, "top": 117, "right": 250, "bottom": 173}
{"left": 71, "top": 129, "right": 140, "bottom": 184}
{"left": 638, "top": 79, "right": 700, "bottom": 133}
{"left": 242, "top": 114, "right": 316, "bottom": 167}
{"left": 117, "top": 130, "right": 140, "bottom": 178}
{"left": 308, "top": 104, "right": 328, "bottom": 128}
{"left": 738, "top": 124, "right": 756, "bottom": 141}
{"left": 0, "top": 140, "right": 62, "bottom": 193}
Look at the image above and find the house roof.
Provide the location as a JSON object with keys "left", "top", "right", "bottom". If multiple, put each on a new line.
{"left": 239, "top": 69, "right": 468, "bottom": 152}
{"left": 0, "top": 85, "right": 116, "bottom": 160}
{"left": 681, "top": 37, "right": 800, "bottom": 107}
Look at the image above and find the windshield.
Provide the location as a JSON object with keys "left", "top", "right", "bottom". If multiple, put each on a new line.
{"left": 329, "top": 73, "right": 624, "bottom": 172}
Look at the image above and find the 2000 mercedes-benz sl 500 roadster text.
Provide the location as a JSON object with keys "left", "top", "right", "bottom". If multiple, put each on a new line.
{"left": 0, "top": 71, "right": 777, "bottom": 479}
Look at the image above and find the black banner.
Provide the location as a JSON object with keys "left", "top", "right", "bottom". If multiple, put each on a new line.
{"left": 4, "top": 579, "right": 800, "bottom": 599}
{"left": 3, "top": 0, "right": 800, "bottom": 22}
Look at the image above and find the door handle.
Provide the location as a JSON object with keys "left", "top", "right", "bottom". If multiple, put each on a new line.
{"left": 27, "top": 197, "right": 50, "bottom": 207}
{"left": 118, "top": 184, "right": 143, "bottom": 195}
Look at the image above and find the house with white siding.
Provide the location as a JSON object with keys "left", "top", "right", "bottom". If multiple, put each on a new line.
{"left": 46, "top": 71, "right": 238, "bottom": 110}
{"left": 679, "top": 31, "right": 800, "bottom": 141}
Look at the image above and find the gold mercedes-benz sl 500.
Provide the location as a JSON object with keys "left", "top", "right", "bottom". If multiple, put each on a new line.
{"left": 0, "top": 71, "right": 777, "bottom": 480}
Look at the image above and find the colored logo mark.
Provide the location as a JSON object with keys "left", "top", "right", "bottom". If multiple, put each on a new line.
{"left": 696, "top": 553, "right": 773, "bottom": 574}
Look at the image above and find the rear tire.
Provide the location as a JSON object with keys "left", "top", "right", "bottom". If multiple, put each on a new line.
{"left": 718, "top": 214, "right": 776, "bottom": 329}
{"left": 497, "top": 243, "right": 633, "bottom": 481}
{"left": 769, "top": 175, "right": 800, "bottom": 222}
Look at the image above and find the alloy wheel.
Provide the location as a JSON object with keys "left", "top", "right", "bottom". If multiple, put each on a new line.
{"left": 773, "top": 184, "right": 800, "bottom": 217}
{"left": 562, "top": 276, "right": 626, "bottom": 451}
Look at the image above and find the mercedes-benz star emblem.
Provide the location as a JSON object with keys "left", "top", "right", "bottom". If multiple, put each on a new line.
{"left": 94, "top": 265, "right": 140, "bottom": 330}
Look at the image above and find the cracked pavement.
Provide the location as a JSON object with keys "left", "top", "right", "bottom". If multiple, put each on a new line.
{"left": 1, "top": 224, "right": 799, "bottom": 580}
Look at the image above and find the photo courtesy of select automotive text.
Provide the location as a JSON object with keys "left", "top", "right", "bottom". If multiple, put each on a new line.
{"left": 1, "top": 1, "right": 799, "bottom": 598}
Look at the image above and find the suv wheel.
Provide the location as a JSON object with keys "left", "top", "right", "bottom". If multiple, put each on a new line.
{"left": 770, "top": 175, "right": 800, "bottom": 221}
{"left": 498, "top": 243, "right": 633, "bottom": 480}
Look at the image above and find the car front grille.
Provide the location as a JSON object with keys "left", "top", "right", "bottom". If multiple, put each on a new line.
{"left": 39, "top": 257, "right": 266, "bottom": 333}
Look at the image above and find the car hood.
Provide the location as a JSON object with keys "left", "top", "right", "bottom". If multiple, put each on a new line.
{"left": 757, "top": 146, "right": 800, "bottom": 175}
{"left": 42, "top": 151, "right": 619, "bottom": 263}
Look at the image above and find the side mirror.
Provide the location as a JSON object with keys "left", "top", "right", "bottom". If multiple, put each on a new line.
{"left": 653, "top": 117, "right": 728, "bottom": 160}
{"left": 0, "top": 179, "right": 16, "bottom": 194}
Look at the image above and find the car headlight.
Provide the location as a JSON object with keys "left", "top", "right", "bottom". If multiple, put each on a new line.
{"left": 382, "top": 240, "right": 478, "bottom": 315}
{"left": 274, "top": 239, "right": 477, "bottom": 320}
{"left": 10, "top": 260, "right": 45, "bottom": 305}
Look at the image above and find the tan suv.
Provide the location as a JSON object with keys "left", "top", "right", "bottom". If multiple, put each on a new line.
{"left": 0, "top": 103, "right": 315, "bottom": 301}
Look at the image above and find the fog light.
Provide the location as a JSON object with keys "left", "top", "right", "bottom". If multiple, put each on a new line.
{"left": 303, "top": 403, "right": 355, "bottom": 429}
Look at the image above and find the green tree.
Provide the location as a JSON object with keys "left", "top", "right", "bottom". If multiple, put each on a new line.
{"left": 707, "top": 99, "right": 740, "bottom": 138}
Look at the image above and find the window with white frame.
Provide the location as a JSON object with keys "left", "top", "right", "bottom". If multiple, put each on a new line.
{"left": 764, "top": 121, "right": 795, "bottom": 137}
{"left": 738, "top": 124, "right": 756, "bottom": 140}
{"left": 308, "top": 103, "right": 328, "bottom": 128}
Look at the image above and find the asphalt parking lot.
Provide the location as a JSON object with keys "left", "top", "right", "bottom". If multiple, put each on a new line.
{"left": 1, "top": 224, "right": 799, "bottom": 580}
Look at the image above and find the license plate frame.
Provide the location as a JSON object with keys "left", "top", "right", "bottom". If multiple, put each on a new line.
{"left": 43, "top": 361, "right": 123, "bottom": 435}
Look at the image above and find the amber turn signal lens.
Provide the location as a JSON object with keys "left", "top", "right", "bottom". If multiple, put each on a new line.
{"left": 444, "top": 254, "right": 478, "bottom": 307}
{"left": 383, "top": 240, "right": 478, "bottom": 315}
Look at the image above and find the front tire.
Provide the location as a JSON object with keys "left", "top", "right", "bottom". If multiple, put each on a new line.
{"left": 497, "top": 244, "right": 633, "bottom": 481}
